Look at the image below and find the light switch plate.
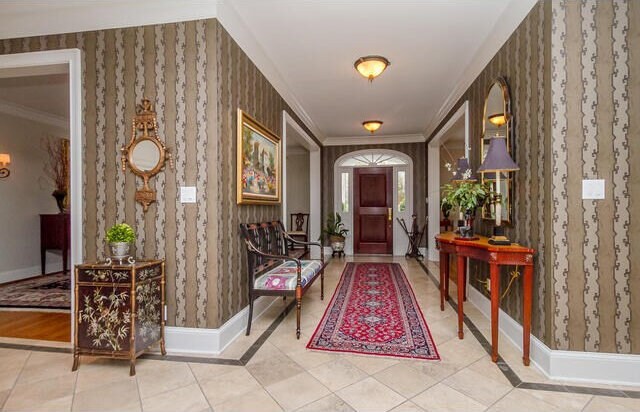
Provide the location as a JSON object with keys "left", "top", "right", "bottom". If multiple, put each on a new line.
{"left": 180, "top": 186, "right": 196, "bottom": 203}
{"left": 582, "top": 179, "right": 605, "bottom": 200}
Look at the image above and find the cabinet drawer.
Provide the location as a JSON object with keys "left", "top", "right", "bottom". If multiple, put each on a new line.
{"left": 77, "top": 268, "right": 131, "bottom": 283}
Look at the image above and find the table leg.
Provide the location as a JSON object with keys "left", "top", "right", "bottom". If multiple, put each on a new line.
{"left": 490, "top": 263, "right": 500, "bottom": 362}
{"left": 463, "top": 258, "right": 467, "bottom": 302}
{"left": 439, "top": 252, "right": 446, "bottom": 311}
{"left": 523, "top": 265, "right": 533, "bottom": 366}
{"left": 457, "top": 255, "right": 466, "bottom": 339}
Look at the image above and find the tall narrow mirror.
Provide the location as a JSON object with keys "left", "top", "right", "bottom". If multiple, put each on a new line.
{"left": 481, "top": 77, "right": 513, "bottom": 223}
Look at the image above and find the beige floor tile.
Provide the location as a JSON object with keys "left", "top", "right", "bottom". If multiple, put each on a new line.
{"left": 0, "top": 350, "right": 30, "bottom": 392}
{"left": 466, "top": 358, "right": 512, "bottom": 387}
{"left": 374, "top": 363, "right": 438, "bottom": 398}
{"left": 408, "top": 359, "right": 460, "bottom": 382}
{"left": 411, "top": 383, "right": 486, "bottom": 412}
{"left": 16, "top": 351, "right": 75, "bottom": 386}
{"left": 389, "top": 401, "right": 425, "bottom": 412}
{"left": 287, "top": 348, "right": 337, "bottom": 369}
{"left": 0, "top": 389, "right": 11, "bottom": 409}
{"left": 214, "top": 388, "right": 282, "bottom": 412}
{"left": 295, "top": 394, "right": 355, "bottom": 412}
{"left": 443, "top": 367, "right": 512, "bottom": 406}
{"left": 336, "top": 377, "right": 406, "bottom": 412}
{"left": 246, "top": 350, "right": 305, "bottom": 387}
{"left": 3, "top": 375, "right": 74, "bottom": 412}
{"left": 308, "top": 358, "right": 368, "bottom": 391}
{"left": 199, "top": 368, "right": 262, "bottom": 407}
{"left": 140, "top": 383, "right": 211, "bottom": 412}
{"left": 135, "top": 359, "right": 196, "bottom": 399}
{"left": 436, "top": 338, "right": 486, "bottom": 370}
{"left": 74, "top": 358, "right": 133, "bottom": 393}
{"left": 187, "top": 362, "right": 238, "bottom": 383}
{"left": 486, "top": 389, "right": 562, "bottom": 412}
{"left": 72, "top": 379, "right": 141, "bottom": 412}
{"left": 521, "top": 389, "right": 592, "bottom": 412}
{"left": 265, "top": 371, "right": 330, "bottom": 411}
{"left": 583, "top": 395, "right": 640, "bottom": 412}
{"left": 343, "top": 354, "right": 400, "bottom": 375}
{"left": 245, "top": 341, "right": 285, "bottom": 366}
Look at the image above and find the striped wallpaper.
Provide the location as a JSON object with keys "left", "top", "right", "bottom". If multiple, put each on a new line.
{"left": 429, "top": 0, "right": 639, "bottom": 354}
{"left": 1, "top": 19, "right": 318, "bottom": 329}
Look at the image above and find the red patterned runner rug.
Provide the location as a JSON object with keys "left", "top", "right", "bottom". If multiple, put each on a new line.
{"left": 307, "top": 262, "right": 440, "bottom": 360}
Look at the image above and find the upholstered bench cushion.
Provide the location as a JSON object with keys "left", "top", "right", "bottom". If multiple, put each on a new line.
{"left": 254, "top": 260, "right": 323, "bottom": 291}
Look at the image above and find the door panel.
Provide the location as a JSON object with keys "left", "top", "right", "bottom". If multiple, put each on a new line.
{"left": 354, "top": 167, "right": 393, "bottom": 254}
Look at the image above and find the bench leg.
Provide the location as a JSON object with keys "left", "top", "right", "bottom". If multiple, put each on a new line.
{"left": 246, "top": 296, "right": 254, "bottom": 336}
{"left": 296, "top": 285, "right": 302, "bottom": 339}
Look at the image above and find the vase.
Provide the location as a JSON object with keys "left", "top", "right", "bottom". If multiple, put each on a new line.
{"left": 329, "top": 235, "right": 345, "bottom": 254}
{"left": 109, "top": 242, "right": 131, "bottom": 260}
{"left": 460, "top": 209, "right": 475, "bottom": 238}
{"left": 52, "top": 189, "right": 67, "bottom": 213}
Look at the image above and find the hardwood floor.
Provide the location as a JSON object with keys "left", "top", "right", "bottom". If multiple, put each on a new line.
{"left": 0, "top": 311, "right": 70, "bottom": 342}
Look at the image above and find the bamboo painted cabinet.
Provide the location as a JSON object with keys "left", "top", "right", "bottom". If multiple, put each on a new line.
{"left": 73, "top": 260, "right": 166, "bottom": 376}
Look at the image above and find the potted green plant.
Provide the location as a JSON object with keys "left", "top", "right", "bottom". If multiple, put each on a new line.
{"left": 321, "top": 212, "right": 349, "bottom": 254}
{"left": 106, "top": 223, "right": 136, "bottom": 260}
{"left": 441, "top": 181, "right": 490, "bottom": 238}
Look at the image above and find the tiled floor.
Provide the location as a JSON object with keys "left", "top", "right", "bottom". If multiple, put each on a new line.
{"left": 1, "top": 256, "right": 639, "bottom": 411}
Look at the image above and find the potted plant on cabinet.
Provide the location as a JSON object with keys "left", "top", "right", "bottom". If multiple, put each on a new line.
{"left": 321, "top": 212, "right": 349, "bottom": 256}
{"left": 106, "top": 223, "right": 136, "bottom": 261}
{"left": 441, "top": 181, "right": 490, "bottom": 239}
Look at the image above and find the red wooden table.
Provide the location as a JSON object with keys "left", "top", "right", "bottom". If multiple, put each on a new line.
{"left": 435, "top": 232, "right": 535, "bottom": 366}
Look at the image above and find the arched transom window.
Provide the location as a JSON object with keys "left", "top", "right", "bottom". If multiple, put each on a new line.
{"left": 338, "top": 152, "right": 409, "bottom": 167}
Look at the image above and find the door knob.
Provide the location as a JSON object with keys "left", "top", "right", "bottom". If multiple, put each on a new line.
{"left": 388, "top": 207, "right": 392, "bottom": 221}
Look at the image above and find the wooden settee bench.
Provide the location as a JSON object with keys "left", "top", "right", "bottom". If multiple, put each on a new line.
{"left": 240, "top": 221, "right": 325, "bottom": 338}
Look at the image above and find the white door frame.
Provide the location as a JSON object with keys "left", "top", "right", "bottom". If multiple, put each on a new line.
{"left": 0, "top": 49, "right": 84, "bottom": 343}
{"left": 282, "top": 111, "right": 321, "bottom": 259}
{"left": 427, "top": 100, "right": 470, "bottom": 261}
{"left": 334, "top": 149, "right": 413, "bottom": 256}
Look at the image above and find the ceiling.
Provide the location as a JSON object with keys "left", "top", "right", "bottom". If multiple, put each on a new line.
{"left": 0, "top": 74, "right": 69, "bottom": 119}
{"left": 0, "top": 0, "right": 536, "bottom": 145}
{"left": 229, "top": 0, "right": 515, "bottom": 140}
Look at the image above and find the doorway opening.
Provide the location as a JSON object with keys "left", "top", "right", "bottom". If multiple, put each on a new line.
{"left": 426, "top": 100, "right": 470, "bottom": 290}
{"left": 0, "top": 49, "right": 83, "bottom": 344}
{"left": 334, "top": 149, "right": 412, "bottom": 256}
{"left": 282, "top": 111, "right": 321, "bottom": 259}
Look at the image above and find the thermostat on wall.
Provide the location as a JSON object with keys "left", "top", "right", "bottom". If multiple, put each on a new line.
{"left": 582, "top": 179, "right": 605, "bottom": 200}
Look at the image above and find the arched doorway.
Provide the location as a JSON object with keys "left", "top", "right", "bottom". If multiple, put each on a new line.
{"left": 334, "top": 150, "right": 413, "bottom": 255}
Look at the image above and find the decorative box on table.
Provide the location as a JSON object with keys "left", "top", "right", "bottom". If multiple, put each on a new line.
{"left": 73, "top": 259, "right": 166, "bottom": 376}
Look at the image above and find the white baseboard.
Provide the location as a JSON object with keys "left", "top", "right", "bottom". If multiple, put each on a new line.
{"left": 466, "top": 286, "right": 640, "bottom": 386}
{"left": 164, "top": 295, "right": 280, "bottom": 356}
{"left": 0, "top": 259, "right": 65, "bottom": 284}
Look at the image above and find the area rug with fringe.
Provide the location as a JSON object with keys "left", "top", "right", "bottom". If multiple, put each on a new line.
{"left": 0, "top": 272, "right": 70, "bottom": 310}
{"left": 307, "top": 262, "right": 439, "bottom": 360}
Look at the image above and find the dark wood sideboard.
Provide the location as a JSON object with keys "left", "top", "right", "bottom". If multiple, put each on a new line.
{"left": 73, "top": 259, "right": 166, "bottom": 375}
{"left": 40, "top": 213, "right": 70, "bottom": 275}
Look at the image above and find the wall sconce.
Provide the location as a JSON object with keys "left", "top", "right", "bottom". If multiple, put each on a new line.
{"left": 0, "top": 153, "right": 10, "bottom": 179}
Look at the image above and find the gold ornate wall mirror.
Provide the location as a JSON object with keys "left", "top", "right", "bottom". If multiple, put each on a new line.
{"left": 481, "top": 77, "right": 513, "bottom": 223}
{"left": 121, "top": 98, "right": 173, "bottom": 212}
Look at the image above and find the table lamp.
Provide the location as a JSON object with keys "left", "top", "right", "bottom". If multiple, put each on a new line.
{"left": 477, "top": 135, "right": 518, "bottom": 245}
{"left": 451, "top": 157, "right": 477, "bottom": 182}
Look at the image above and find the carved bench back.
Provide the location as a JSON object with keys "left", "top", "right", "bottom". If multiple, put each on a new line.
{"left": 239, "top": 221, "right": 289, "bottom": 282}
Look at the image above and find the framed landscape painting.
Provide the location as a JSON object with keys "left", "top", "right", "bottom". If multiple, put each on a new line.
{"left": 236, "top": 109, "right": 281, "bottom": 204}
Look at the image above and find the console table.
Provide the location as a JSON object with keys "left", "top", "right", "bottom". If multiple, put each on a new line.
{"left": 40, "top": 214, "right": 70, "bottom": 275}
{"left": 435, "top": 232, "right": 535, "bottom": 366}
{"left": 73, "top": 259, "right": 166, "bottom": 376}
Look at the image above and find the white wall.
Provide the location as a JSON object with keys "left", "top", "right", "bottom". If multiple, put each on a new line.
{"left": 0, "top": 112, "right": 67, "bottom": 282}
{"left": 285, "top": 152, "right": 310, "bottom": 220}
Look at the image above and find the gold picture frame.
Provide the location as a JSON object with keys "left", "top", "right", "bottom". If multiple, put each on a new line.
{"left": 236, "top": 109, "right": 281, "bottom": 205}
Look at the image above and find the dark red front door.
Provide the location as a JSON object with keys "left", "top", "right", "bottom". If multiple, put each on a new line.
{"left": 354, "top": 167, "right": 393, "bottom": 254}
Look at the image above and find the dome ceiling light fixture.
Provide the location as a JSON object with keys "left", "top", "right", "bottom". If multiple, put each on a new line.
{"left": 354, "top": 55, "right": 390, "bottom": 82}
{"left": 362, "top": 120, "right": 383, "bottom": 134}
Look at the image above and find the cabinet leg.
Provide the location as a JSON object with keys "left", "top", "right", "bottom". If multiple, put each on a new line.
{"left": 72, "top": 354, "right": 79, "bottom": 371}
{"left": 160, "top": 339, "right": 167, "bottom": 356}
{"left": 129, "top": 360, "right": 136, "bottom": 376}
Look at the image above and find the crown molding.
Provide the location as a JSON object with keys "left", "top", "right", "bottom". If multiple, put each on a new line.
{"left": 0, "top": 98, "right": 68, "bottom": 131}
{"left": 423, "top": 0, "right": 538, "bottom": 140}
{"left": 323, "top": 133, "right": 425, "bottom": 147}
{"left": 216, "top": 1, "right": 325, "bottom": 143}
{"left": 0, "top": 1, "right": 218, "bottom": 40}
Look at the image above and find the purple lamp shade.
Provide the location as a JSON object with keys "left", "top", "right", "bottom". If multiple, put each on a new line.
{"left": 477, "top": 137, "right": 519, "bottom": 173}
{"left": 452, "top": 157, "right": 477, "bottom": 181}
